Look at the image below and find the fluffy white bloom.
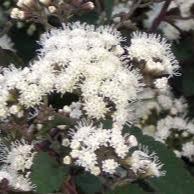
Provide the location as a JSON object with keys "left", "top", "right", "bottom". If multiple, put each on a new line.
{"left": 0, "top": 22, "right": 142, "bottom": 123}
{"left": 157, "top": 94, "right": 173, "bottom": 110}
{"left": 112, "top": 1, "right": 132, "bottom": 16}
{"left": 83, "top": 96, "right": 109, "bottom": 120}
{"left": 63, "top": 156, "right": 72, "bottom": 165}
{"left": 90, "top": 166, "right": 101, "bottom": 176}
{"left": 75, "top": 149, "right": 98, "bottom": 171}
{"left": 128, "top": 32, "right": 179, "bottom": 77}
{"left": 39, "top": 22, "right": 142, "bottom": 122}
{"left": 12, "top": 171, "right": 36, "bottom": 191}
{"left": 102, "top": 159, "right": 119, "bottom": 174}
{"left": 156, "top": 116, "right": 194, "bottom": 142}
{"left": 0, "top": 35, "right": 15, "bottom": 51}
{"left": 67, "top": 120, "right": 137, "bottom": 175}
{"left": 0, "top": 170, "right": 13, "bottom": 183}
{"left": 19, "top": 83, "right": 45, "bottom": 107}
{"left": 112, "top": 1, "right": 133, "bottom": 22}
{"left": 181, "top": 142, "right": 194, "bottom": 161}
{"left": 0, "top": 169, "right": 35, "bottom": 191}
{"left": 154, "top": 77, "right": 169, "bottom": 91}
{"left": 0, "top": 139, "right": 36, "bottom": 173}
{"left": 129, "top": 147, "right": 165, "bottom": 177}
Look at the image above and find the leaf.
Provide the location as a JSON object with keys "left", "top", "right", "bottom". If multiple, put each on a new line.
{"left": 107, "top": 183, "right": 148, "bottom": 194}
{"left": 128, "top": 126, "right": 194, "bottom": 194}
{"left": 182, "top": 67, "right": 194, "bottom": 96}
{"left": 103, "top": 119, "right": 113, "bottom": 129}
{"left": 172, "top": 36, "right": 193, "bottom": 61}
{"left": 31, "top": 152, "right": 68, "bottom": 193}
{"left": 104, "top": 0, "right": 114, "bottom": 20}
{"left": 75, "top": 173, "right": 103, "bottom": 194}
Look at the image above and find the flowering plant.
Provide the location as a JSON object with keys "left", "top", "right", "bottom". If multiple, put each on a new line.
{"left": 0, "top": 0, "right": 194, "bottom": 194}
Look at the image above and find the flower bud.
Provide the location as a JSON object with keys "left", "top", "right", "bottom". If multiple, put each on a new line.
{"left": 80, "top": 2, "right": 95, "bottom": 11}
{"left": 10, "top": 8, "right": 25, "bottom": 20}
{"left": 9, "top": 105, "right": 20, "bottom": 115}
{"left": 48, "top": 6, "right": 57, "bottom": 13}
{"left": 62, "top": 138, "right": 70, "bottom": 147}
{"left": 91, "top": 166, "right": 101, "bottom": 176}
{"left": 63, "top": 156, "right": 72, "bottom": 164}
{"left": 70, "top": 150, "right": 80, "bottom": 158}
{"left": 128, "top": 135, "right": 138, "bottom": 147}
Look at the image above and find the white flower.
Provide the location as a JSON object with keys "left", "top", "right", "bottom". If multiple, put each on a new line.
{"left": 39, "top": 22, "right": 142, "bottom": 121}
{"left": 67, "top": 120, "right": 135, "bottom": 175}
{"left": 90, "top": 166, "right": 101, "bottom": 176}
{"left": 0, "top": 139, "right": 36, "bottom": 173}
{"left": 63, "top": 156, "right": 72, "bottom": 165}
{"left": 154, "top": 77, "right": 169, "bottom": 91}
{"left": 0, "top": 167, "right": 35, "bottom": 191}
{"left": 19, "top": 83, "right": 45, "bottom": 107}
{"left": 75, "top": 148, "right": 98, "bottom": 171}
{"left": 102, "top": 159, "right": 119, "bottom": 174}
{"left": 0, "top": 170, "right": 13, "bottom": 183}
{"left": 83, "top": 96, "right": 109, "bottom": 119}
{"left": 127, "top": 135, "right": 138, "bottom": 147}
{"left": 13, "top": 172, "right": 35, "bottom": 191}
{"left": 157, "top": 94, "right": 173, "bottom": 110}
{"left": 130, "top": 147, "right": 165, "bottom": 177}
{"left": 0, "top": 22, "right": 142, "bottom": 121}
{"left": 128, "top": 32, "right": 179, "bottom": 77}
{"left": 181, "top": 142, "right": 194, "bottom": 161}
{"left": 62, "top": 138, "right": 70, "bottom": 147}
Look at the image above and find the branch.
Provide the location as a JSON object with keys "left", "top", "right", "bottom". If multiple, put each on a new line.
{"left": 149, "top": 0, "right": 172, "bottom": 32}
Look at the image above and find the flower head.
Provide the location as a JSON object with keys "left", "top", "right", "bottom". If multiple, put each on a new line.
{"left": 128, "top": 32, "right": 179, "bottom": 77}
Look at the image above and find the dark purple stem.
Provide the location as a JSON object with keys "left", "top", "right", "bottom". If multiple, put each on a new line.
{"left": 149, "top": 0, "right": 172, "bottom": 32}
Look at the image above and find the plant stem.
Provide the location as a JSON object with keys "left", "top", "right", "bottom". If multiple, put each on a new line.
{"left": 149, "top": 0, "right": 172, "bottom": 32}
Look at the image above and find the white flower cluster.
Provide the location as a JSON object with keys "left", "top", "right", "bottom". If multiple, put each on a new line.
{"left": 128, "top": 32, "right": 179, "bottom": 77}
{"left": 128, "top": 146, "right": 166, "bottom": 177}
{"left": 0, "top": 169, "right": 35, "bottom": 191}
{"left": 0, "top": 139, "right": 36, "bottom": 191}
{"left": 112, "top": 0, "right": 133, "bottom": 22}
{"left": 0, "top": 23, "right": 179, "bottom": 127}
{"left": 112, "top": 1, "right": 132, "bottom": 16}
{"left": 62, "top": 102, "right": 83, "bottom": 119}
{"left": 63, "top": 121, "right": 137, "bottom": 175}
{"left": 62, "top": 120, "right": 165, "bottom": 177}
{"left": 133, "top": 86, "right": 194, "bottom": 162}
{"left": 38, "top": 22, "right": 144, "bottom": 124}
{"left": 181, "top": 142, "right": 194, "bottom": 161}
{"left": 144, "top": 0, "right": 194, "bottom": 40}
{"left": 0, "top": 23, "right": 175, "bottom": 181}
{"left": 0, "top": 22, "right": 143, "bottom": 126}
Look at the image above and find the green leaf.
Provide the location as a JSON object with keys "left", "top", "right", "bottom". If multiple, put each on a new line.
{"left": 103, "top": 119, "right": 113, "bottom": 129}
{"left": 104, "top": 0, "right": 114, "bottom": 20}
{"left": 75, "top": 173, "right": 103, "bottom": 194}
{"left": 107, "top": 184, "right": 148, "bottom": 194}
{"left": 182, "top": 67, "right": 194, "bottom": 96}
{"left": 128, "top": 126, "right": 194, "bottom": 194}
{"left": 172, "top": 37, "right": 193, "bottom": 61}
{"left": 31, "top": 152, "right": 68, "bottom": 193}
